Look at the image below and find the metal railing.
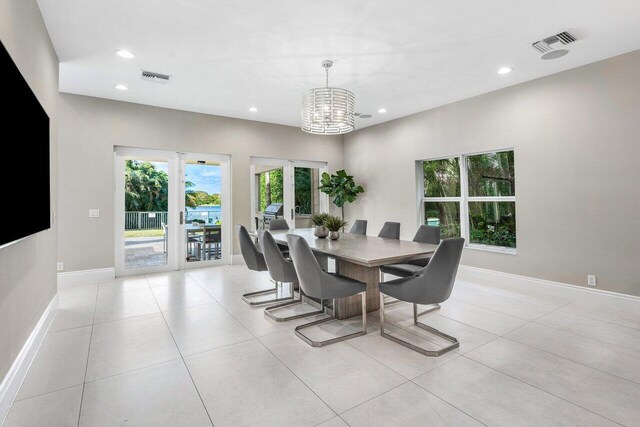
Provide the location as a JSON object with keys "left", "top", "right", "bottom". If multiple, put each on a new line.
{"left": 125, "top": 210, "right": 222, "bottom": 230}
{"left": 185, "top": 210, "right": 222, "bottom": 225}
{"left": 125, "top": 211, "right": 168, "bottom": 230}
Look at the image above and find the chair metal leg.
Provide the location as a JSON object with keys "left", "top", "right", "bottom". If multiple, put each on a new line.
{"left": 379, "top": 295, "right": 458, "bottom": 357}
{"left": 294, "top": 292, "right": 367, "bottom": 347}
{"left": 380, "top": 270, "right": 405, "bottom": 306}
{"left": 241, "top": 281, "right": 295, "bottom": 306}
{"left": 264, "top": 284, "right": 325, "bottom": 322}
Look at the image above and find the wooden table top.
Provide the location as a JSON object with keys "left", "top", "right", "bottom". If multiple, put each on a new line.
{"left": 263, "top": 228, "right": 438, "bottom": 268}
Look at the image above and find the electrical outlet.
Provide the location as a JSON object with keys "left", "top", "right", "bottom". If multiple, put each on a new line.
{"left": 587, "top": 275, "right": 597, "bottom": 286}
{"left": 89, "top": 209, "right": 100, "bottom": 218}
{"left": 57, "top": 262, "right": 64, "bottom": 272}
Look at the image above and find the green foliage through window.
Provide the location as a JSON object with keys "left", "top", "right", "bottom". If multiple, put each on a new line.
{"left": 422, "top": 150, "right": 516, "bottom": 249}
{"left": 294, "top": 168, "right": 312, "bottom": 215}
{"left": 423, "top": 158, "right": 461, "bottom": 197}
{"left": 469, "top": 202, "right": 516, "bottom": 248}
{"left": 125, "top": 160, "right": 169, "bottom": 211}
{"left": 467, "top": 151, "right": 515, "bottom": 197}
{"left": 258, "top": 168, "right": 284, "bottom": 212}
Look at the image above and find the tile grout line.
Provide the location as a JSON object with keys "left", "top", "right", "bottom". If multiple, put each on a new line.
{"left": 448, "top": 294, "right": 558, "bottom": 322}
{"left": 461, "top": 299, "right": 627, "bottom": 425}
{"left": 500, "top": 328, "right": 640, "bottom": 387}
{"left": 190, "top": 275, "right": 341, "bottom": 423}
{"left": 197, "top": 269, "right": 520, "bottom": 420}
{"left": 420, "top": 387, "right": 489, "bottom": 427}
{"left": 530, "top": 308, "right": 640, "bottom": 358}
{"left": 75, "top": 282, "right": 100, "bottom": 427}
{"left": 557, "top": 305, "right": 640, "bottom": 332}
{"left": 254, "top": 338, "right": 340, "bottom": 423}
{"left": 455, "top": 280, "right": 570, "bottom": 309}
{"left": 458, "top": 294, "right": 640, "bottom": 389}
{"left": 148, "top": 282, "right": 216, "bottom": 427}
{"left": 459, "top": 354, "right": 625, "bottom": 426}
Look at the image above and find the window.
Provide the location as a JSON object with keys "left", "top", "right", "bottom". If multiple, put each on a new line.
{"left": 420, "top": 149, "right": 516, "bottom": 251}
{"left": 256, "top": 167, "right": 283, "bottom": 212}
{"left": 294, "top": 168, "right": 312, "bottom": 214}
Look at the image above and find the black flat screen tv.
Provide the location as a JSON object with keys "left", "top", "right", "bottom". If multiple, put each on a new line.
{"left": 1, "top": 41, "right": 50, "bottom": 247}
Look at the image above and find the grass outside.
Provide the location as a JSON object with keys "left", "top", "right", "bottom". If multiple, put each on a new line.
{"left": 124, "top": 229, "right": 164, "bottom": 238}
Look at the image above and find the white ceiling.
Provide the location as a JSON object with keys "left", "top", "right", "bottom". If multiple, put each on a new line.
{"left": 38, "top": 0, "right": 640, "bottom": 130}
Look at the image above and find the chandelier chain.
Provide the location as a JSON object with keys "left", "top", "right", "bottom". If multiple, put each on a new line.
{"left": 325, "top": 66, "right": 329, "bottom": 88}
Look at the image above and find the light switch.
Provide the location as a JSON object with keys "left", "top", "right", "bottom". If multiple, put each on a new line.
{"left": 89, "top": 209, "right": 100, "bottom": 218}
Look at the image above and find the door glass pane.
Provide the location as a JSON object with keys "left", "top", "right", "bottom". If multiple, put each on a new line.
{"left": 123, "top": 159, "right": 169, "bottom": 269}
{"left": 467, "top": 151, "right": 515, "bottom": 197}
{"left": 423, "top": 158, "right": 461, "bottom": 197}
{"left": 254, "top": 165, "right": 284, "bottom": 229}
{"left": 468, "top": 202, "right": 516, "bottom": 248}
{"left": 424, "top": 201, "right": 460, "bottom": 238}
{"left": 184, "top": 160, "right": 223, "bottom": 263}
{"left": 294, "top": 167, "right": 321, "bottom": 228}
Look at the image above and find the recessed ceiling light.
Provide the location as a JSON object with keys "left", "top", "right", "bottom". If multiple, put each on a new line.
{"left": 115, "top": 84, "right": 128, "bottom": 91}
{"left": 378, "top": 108, "right": 387, "bottom": 113}
{"left": 115, "top": 50, "right": 135, "bottom": 59}
{"left": 249, "top": 106, "right": 258, "bottom": 113}
{"left": 497, "top": 67, "right": 513, "bottom": 75}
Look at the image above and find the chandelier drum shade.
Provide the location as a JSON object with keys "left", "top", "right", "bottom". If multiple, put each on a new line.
{"left": 301, "top": 60, "right": 355, "bottom": 135}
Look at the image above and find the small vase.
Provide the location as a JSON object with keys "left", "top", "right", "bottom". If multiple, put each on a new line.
{"left": 328, "top": 231, "right": 340, "bottom": 240}
{"left": 314, "top": 225, "right": 329, "bottom": 238}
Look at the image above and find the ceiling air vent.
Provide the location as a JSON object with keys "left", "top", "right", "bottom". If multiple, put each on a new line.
{"left": 140, "top": 70, "right": 171, "bottom": 84}
{"left": 531, "top": 30, "right": 577, "bottom": 60}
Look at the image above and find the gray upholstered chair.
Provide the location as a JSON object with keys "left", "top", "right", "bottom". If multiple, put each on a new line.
{"left": 286, "top": 234, "right": 368, "bottom": 346}
{"left": 258, "top": 230, "right": 323, "bottom": 322}
{"left": 380, "top": 225, "right": 441, "bottom": 278}
{"left": 379, "top": 238, "right": 465, "bottom": 357}
{"left": 349, "top": 219, "right": 367, "bottom": 235}
{"left": 267, "top": 218, "right": 289, "bottom": 252}
{"left": 378, "top": 222, "right": 400, "bottom": 239}
{"left": 268, "top": 218, "right": 289, "bottom": 230}
{"left": 236, "top": 224, "right": 292, "bottom": 307}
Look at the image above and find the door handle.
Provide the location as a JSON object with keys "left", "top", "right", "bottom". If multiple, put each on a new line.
{"left": 180, "top": 211, "right": 184, "bottom": 225}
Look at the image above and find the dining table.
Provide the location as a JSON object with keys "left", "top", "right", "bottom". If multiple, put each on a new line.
{"left": 259, "top": 228, "right": 439, "bottom": 319}
{"left": 185, "top": 223, "right": 221, "bottom": 260}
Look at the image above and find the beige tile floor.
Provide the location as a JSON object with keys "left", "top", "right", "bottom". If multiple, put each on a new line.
{"left": 4, "top": 264, "right": 640, "bottom": 426}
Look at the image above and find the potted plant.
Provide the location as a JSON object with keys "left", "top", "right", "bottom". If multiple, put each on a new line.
{"left": 311, "top": 213, "right": 330, "bottom": 238}
{"left": 319, "top": 170, "right": 364, "bottom": 221}
{"left": 324, "top": 215, "right": 348, "bottom": 240}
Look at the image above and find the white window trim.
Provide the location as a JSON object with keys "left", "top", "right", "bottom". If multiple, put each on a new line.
{"left": 419, "top": 149, "right": 516, "bottom": 255}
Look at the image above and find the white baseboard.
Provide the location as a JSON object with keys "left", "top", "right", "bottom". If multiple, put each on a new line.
{"left": 57, "top": 267, "right": 115, "bottom": 286}
{"left": 0, "top": 295, "right": 58, "bottom": 424}
{"left": 458, "top": 265, "right": 640, "bottom": 303}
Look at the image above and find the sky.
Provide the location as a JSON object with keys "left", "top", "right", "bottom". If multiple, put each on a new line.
{"left": 151, "top": 162, "right": 221, "bottom": 194}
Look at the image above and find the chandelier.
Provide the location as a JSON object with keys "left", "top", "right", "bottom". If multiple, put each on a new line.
{"left": 301, "top": 60, "right": 355, "bottom": 135}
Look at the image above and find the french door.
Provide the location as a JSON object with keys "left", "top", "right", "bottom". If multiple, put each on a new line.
{"left": 115, "top": 148, "right": 231, "bottom": 276}
{"left": 178, "top": 153, "right": 231, "bottom": 269}
{"left": 250, "top": 157, "right": 328, "bottom": 232}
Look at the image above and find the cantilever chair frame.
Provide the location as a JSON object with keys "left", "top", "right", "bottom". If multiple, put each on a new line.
{"left": 236, "top": 225, "right": 295, "bottom": 307}
{"left": 379, "top": 295, "right": 458, "bottom": 357}
{"left": 294, "top": 291, "right": 367, "bottom": 347}
{"left": 241, "top": 282, "right": 295, "bottom": 307}
{"left": 259, "top": 229, "right": 325, "bottom": 322}
{"left": 264, "top": 287, "right": 325, "bottom": 322}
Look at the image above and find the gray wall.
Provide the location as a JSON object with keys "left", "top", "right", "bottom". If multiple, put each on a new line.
{"left": 57, "top": 94, "right": 343, "bottom": 271}
{"left": 343, "top": 50, "right": 640, "bottom": 297}
{"left": 0, "top": 0, "right": 58, "bottom": 380}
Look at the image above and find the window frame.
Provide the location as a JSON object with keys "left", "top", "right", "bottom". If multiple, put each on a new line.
{"left": 418, "top": 148, "right": 516, "bottom": 254}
